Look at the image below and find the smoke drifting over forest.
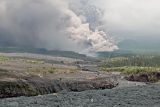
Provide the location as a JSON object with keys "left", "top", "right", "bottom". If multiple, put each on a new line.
{"left": 0, "top": 0, "right": 118, "bottom": 54}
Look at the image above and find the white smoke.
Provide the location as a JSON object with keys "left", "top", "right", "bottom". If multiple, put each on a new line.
{"left": 0, "top": 0, "right": 118, "bottom": 54}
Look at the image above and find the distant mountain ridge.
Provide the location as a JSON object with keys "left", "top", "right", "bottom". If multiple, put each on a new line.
{"left": 118, "top": 39, "right": 160, "bottom": 52}
{"left": 0, "top": 47, "right": 87, "bottom": 59}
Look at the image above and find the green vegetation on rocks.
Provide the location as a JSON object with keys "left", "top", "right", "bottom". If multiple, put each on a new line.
{"left": 0, "top": 56, "right": 11, "bottom": 62}
{"left": 102, "top": 55, "right": 160, "bottom": 67}
{"left": 100, "top": 66, "right": 160, "bottom": 75}
{"left": 100, "top": 55, "right": 160, "bottom": 82}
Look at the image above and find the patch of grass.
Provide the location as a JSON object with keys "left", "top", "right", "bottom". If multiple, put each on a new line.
{"left": 100, "top": 66, "right": 160, "bottom": 75}
{"left": 25, "top": 59, "right": 44, "bottom": 64}
{"left": 27, "top": 67, "right": 77, "bottom": 76}
{"left": 0, "top": 56, "right": 11, "bottom": 62}
{"left": 47, "top": 67, "right": 57, "bottom": 74}
{"left": 27, "top": 67, "right": 59, "bottom": 75}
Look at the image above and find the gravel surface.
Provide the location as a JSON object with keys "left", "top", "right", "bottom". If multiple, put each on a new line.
{"left": 0, "top": 52, "right": 159, "bottom": 107}
{"left": 1, "top": 85, "right": 160, "bottom": 107}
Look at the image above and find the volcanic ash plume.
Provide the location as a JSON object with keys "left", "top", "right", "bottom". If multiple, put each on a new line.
{"left": 0, "top": 0, "right": 118, "bottom": 54}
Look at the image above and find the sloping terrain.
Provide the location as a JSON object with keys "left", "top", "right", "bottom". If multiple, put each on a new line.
{"left": 0, "top": 53, "right": 118, "bottom": 98}
{"left": 0, "top": 52, "right": 160, "bottom": 107}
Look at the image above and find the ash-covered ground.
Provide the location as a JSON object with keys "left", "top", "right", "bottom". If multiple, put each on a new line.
{"left": 0, "top": 52, "right": 159, "bottom": 107}
{"left": 1, "top": 85, "right": 160, "bottom": 107}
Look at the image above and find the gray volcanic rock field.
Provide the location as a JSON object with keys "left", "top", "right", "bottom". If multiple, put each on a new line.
{"left": 1, "top": 85, "right": 160, "bottom": 107}
{"left": 0, "top": 52, "right": 160, "bottom": 107}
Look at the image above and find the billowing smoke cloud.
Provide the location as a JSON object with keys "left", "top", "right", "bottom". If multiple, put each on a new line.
{"left": 0, "top": 0, "right": 118, "bottom": 54}
{"left": 93, "top": 0, "right": 160, "bottom": 39}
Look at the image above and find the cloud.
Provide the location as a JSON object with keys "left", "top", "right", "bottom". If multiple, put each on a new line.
{"left": 93, "top": 0, "right": 160, "bottom": 38}
{"left": 0, "top": 0, "right": 118, "bottom": 54}
{"left": 0, "top": 0, "right": 77, "bottom": 50}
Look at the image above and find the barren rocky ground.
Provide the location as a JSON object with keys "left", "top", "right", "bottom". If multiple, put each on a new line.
{"left": 0, "top": 52, "right": 159, "bottom": 107}
{"left": 0, "top": 53, "right": 119, "bottom": 98}
{"left": 1, "top": 85, "right": 160, "bottom": 107}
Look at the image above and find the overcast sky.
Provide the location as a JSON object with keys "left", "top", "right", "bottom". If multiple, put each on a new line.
{"left": 93, "top": 0, "right": 160, "bottom": 40}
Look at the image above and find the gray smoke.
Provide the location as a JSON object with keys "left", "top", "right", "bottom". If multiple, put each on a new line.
{"left": 0, "top": 0, "right": 118, "bottom": 54}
